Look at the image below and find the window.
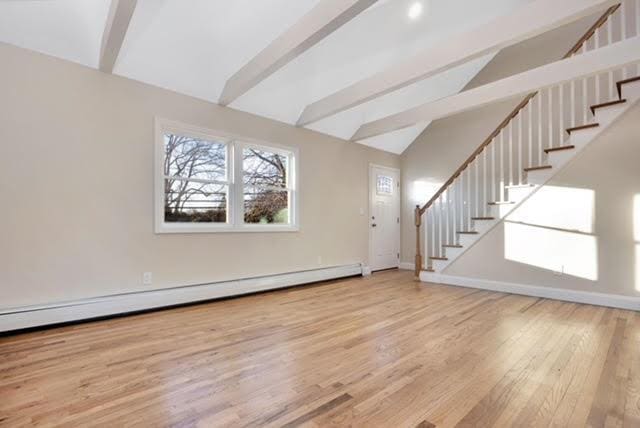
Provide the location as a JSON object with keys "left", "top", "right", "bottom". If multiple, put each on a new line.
{"left": 155, "top": 119, "right": 298, "bottom": 233}
{"left": 377, "top": 175, "right": 393, "bottom": 195}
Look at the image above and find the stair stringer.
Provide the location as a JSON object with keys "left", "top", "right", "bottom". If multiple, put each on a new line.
{"left": 421, "top": 79, "right": 640, "bottom": 282}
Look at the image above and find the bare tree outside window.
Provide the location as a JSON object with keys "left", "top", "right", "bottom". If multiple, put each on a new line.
{"left": 243, "top": 148, "right": 289, "bottom": 224}
{"left": 163, "top": 134, "right": 228, "bottom": 223}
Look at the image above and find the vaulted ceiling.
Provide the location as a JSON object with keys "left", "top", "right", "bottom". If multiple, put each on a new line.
{"left": 0, "top": 0, "right": 533, "bottom": 153}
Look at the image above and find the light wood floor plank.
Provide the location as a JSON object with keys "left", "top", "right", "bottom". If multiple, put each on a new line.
{"left": 0, "top": 270, "right": 638, "bottom": 427}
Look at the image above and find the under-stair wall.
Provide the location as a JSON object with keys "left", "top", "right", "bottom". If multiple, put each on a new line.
{"left": 442, "top": 100, "right": 640, "bottom": 302}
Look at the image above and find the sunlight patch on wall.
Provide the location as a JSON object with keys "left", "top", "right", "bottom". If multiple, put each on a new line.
{"left": 508, "top": 186, "right": 595, "bottom": 233}
{"left": 411, "top": 180, "right": 442, "bottom": 204}
{"left": 505, "top": 222, "right": 598, "bottom": 281}
{"left": 504, "top": 185, "right": 597, "bottom": 281}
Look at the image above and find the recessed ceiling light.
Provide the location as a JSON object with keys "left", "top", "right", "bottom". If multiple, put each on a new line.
{"left": 408, "top": 2, "right": 423, "bottom": 20}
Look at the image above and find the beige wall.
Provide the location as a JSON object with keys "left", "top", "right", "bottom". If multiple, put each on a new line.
{"left": 0, "top": 42, "right": 398, "bottom": 308}
{"left": 400, "top": 15, "right": 596, "bottom": 265}
{"left": 446, "top": 102, "right": 640, "bottom": 297}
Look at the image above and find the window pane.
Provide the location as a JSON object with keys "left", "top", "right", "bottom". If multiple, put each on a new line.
{"left": 164, "top": 179, "right": 227, "bottom": 223}
{"left": 244, "top": 187, "right": 289, "bottom": 224}
{"left": 164, "top": 134, "right": 226, "bottom": 182}
{"left": 243, "top": 147, "right": 287, "bottom": 188}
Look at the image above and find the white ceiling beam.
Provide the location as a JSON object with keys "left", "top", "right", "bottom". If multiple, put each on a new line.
{"left": 219, "top": 0, "right": 377, "bottom": 106}
{"left": 352, "top": 36, "right": 640, "bottom": 141}
{"left": 297, "top": 0, "right": 619, "bottom": 127}
{"left": 99, "top": 0, "right": 138, "bottom": 73}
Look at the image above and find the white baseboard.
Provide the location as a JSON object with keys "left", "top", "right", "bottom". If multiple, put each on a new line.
{"left": 420, "top": 272, "right": 640, "bottom": 311}
{"left": 0, "top": 264, "right": 364, "bottom": 333}
{"left": 399, "top": 262, "right": 415, "bottom": 271}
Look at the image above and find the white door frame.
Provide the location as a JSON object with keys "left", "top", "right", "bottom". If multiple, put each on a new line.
{"left": 368, "top": 163, "right": 401, "bottom": 272}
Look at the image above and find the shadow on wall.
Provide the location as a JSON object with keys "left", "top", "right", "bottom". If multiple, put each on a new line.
{"left": 504, "top": 185, "right": 598, "bottom": 281}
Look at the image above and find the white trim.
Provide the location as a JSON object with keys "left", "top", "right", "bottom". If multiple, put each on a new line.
{"left": 297, "top": 0, "right": 619, "bottom": 126}
{"left": 0, "top": 264, "right": 364, "bottom": 333}
{"left": 399, "top": 262, "right": 414, "bottom": 271}
{"left": 420, "top": 272, "right": 640, "bottom": 311}
{"left": 154, "top": 118, "right": 299, "bottom": 234}
{"left": 353, "top": 36, "right": 640, "bottom": 140}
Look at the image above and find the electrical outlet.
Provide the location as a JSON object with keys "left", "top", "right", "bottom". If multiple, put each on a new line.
{"left": 143, "top": 272, "right": 153, "bottom": 285}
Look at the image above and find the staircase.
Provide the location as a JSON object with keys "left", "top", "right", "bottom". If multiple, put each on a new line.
{"left": 415, "top": 1, "right": 640, "bottom": 278}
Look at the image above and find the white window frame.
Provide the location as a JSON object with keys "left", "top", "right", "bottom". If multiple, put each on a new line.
{"left": 154, "top": 118, "right": 299, "bottom": 234}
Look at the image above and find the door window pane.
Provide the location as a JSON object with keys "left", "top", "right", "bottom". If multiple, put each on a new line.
{"left": 377, "top": 175, "right": 393, "bottom": 195}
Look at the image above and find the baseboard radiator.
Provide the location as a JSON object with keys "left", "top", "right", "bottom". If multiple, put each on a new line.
{"left": 0, "top": 264, "right": 364, "bottom": 333}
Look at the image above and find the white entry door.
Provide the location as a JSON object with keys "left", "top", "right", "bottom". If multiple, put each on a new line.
{"left": 369, "top": 165, "right": 401, "bottom": 271}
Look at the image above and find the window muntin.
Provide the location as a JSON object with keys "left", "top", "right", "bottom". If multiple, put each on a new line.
{"left": 156, "top": 120, "right": 297, "bottom": 233}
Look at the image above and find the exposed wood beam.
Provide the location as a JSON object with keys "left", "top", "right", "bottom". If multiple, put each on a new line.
{"left": 99, "top": 0, "right": 138, "bottom": 73}
{"left": 352, "top": 36, "right": 640, "bottom": 141}
{"left": 219, "top": 0, "right": 377, "bottom": 106}
{"left": 297, "top": 0, "right": 619, "bottom": 126}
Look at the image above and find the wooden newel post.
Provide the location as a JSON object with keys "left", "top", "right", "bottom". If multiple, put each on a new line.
{"left": 414, "top": 205, "right": 422, "bottom": 278}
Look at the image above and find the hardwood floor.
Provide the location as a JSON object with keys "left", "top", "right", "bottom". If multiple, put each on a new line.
{"left": 1, "top": 270, "right": 639, "bottom": 427}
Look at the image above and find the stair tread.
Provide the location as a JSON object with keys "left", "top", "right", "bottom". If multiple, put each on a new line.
{"left": 443, "top": 244, "right": 463, "bottom": 248}
{"left": 429, "top": 256, "right": 448, "bottom": 261}
{"left": 617, "top": 76, "right": 640, "bottom": 98}
{"left": 590, "top": 99, "right": 626, "bottom": 114}
{"left": 488, "top": 201, "right": 516, "bottom": 205}
{"left": 471, "top": 217, "right": 495, "bottom": 220}
{"left": 566, "top": 123, "right": 599, "bottom": 134}
{"left": 505, "top": 183, "right": 535, "bottom": 189}
{"left": 457, "top": 231, "right": 479, "bottom": 234}
{"left": 424, "top": 268, "right": 435, "bottom": 273}
{"left": 544, "top": 145, "right": 575, "bottom": 153}
{"left": 524, "top": 165, "right": 552, "bottom": 172}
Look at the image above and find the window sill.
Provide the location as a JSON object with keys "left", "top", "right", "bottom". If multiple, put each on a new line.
{"left": 155, "top": 224, "right": 300, "bottom": 234}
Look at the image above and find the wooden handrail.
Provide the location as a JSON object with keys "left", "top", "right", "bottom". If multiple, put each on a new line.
{"left": 418, "top": 4, "right": 620, "bottom": 216}
{"left": 414, "top": 3, "right": 621, "bottom": 277}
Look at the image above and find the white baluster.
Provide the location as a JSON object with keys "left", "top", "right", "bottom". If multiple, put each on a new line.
{"left": 548, "top": 87, "right": 553, "bottom": 148}
{"left": 538, "top": 93, "right": 543, "bottom": 165}
{"left": 491, "top": 139, "right": 496, "bottom": 203}
{"left": 570, "top": 80, "right": 576, "bottom": 127}
{"left": 458, "top": 175, "right": 462, "bottom": 235}
{"left": 528, "top": 101, "right": 533, "bottom": 171}
{"left": 483, "top": 148, "right": 487, "bottom": 216}
{"left": 583, "top": 77, "right": 588, "bottom": 124}
{"left": 508, "top": 121, "right": 513, "bottom": 185}
{"left": 466, "top": 165, "right": 473, "bottom": 230}
{"left": 500, "top": 128, "right": 505, "bottom": 200}
{"left": 518, "top": 110, "right": 523, "bottom": 185}
{"left": 623, "top": 2, "right": 629, "bottom": 79}
{"left": 445, "top": 189, "right": 450, "bottom": 246}
{"left": 559, "top": 85, "right": 564, "bottom": 146}
{"left": 637, "top": 0, "right": 640, "bottom": 73}
{"left": 595, "top": 28, "right": 601, "bottom": 103}
{"left": 475, "top": 158, "right": 479, "bottom": 217}
{"left": 430, "top": 208, "right": 435, "bottom": 260}
{"left": 608, "top": 16, "right": 614, "bottom": 100}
